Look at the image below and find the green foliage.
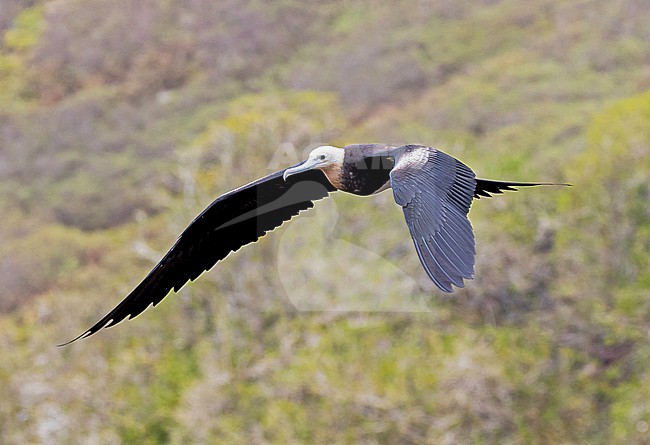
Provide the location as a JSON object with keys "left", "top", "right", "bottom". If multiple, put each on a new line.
{"left": 561, "top": 91, "right": 650, "bottom": 292}
{"left": 3, "top": 5, "right": 45, "bottom": 51}
{"left": 117, "top": 347, "right": 199, "bottom": 444}
{"left": 0, "top": 5, "right": 44, "bottom": 107}
{"left": 0, "top": 224, "right": 88, "bottom": 312}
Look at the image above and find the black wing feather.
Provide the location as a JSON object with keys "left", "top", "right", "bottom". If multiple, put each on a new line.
{"left": 390, "top": 145, "right": 477, "bottom": 292}
{"left": 61, "top": 166, "right": 335, "bottom": 345}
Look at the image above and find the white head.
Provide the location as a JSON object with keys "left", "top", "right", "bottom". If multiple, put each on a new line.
{"left": 283, "top": 145, "right": 345, "bottom": 180}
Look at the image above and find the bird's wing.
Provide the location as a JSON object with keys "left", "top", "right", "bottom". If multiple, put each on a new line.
{"left": 389, "top": 146, "right": 477, "bottom": 292}
{"left": 62, "top": 166, "right": 336, "bottom": 345}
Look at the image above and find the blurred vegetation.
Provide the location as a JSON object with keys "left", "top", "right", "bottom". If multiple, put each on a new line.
{"left": 1, "top": 0, "right": 649, "bottom": 443}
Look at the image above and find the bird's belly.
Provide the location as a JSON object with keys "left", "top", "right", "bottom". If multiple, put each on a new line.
{"left": 341, "top": 173, "right": 392, "bottom": 196}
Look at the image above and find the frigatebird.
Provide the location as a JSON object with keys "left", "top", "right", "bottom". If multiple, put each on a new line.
{"left": 62, "top": 144, "right": 566, "bottom": 344}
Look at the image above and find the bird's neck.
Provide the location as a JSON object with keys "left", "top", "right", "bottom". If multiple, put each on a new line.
{"left": 319, "top": 164, "right": 345, "bottom": 190}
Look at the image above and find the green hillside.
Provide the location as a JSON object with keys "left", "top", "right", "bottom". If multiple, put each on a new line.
{"left": 1, "top": 0, "right": 650, "bottom": 443}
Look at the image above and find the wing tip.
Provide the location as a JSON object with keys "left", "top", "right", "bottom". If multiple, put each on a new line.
{"left": 57, "top": 317, "right": 118, "bottom": 347}
{"left": 57, "top": 330, "right": 93, "bottom": 347}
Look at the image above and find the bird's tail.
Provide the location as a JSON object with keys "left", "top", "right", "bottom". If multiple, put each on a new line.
{"left": 474, "top": 179, "right": 570, "bottom": 199}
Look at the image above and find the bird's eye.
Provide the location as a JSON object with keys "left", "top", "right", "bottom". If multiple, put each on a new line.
{"left": 319, "top": 155, "right": 326, "bottom": 161}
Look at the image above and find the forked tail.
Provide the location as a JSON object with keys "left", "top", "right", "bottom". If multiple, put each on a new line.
{"left": 474, "top": 179, "right": 570, "bottom": 199}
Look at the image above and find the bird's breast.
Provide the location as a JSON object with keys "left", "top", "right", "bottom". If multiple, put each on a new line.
{"left": 339, "top": 157, "right": 394, "bottom": 196}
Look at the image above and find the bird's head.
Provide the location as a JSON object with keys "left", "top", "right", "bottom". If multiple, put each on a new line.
{"left": 283, "top": 145, "right": 345, "bottom": 181}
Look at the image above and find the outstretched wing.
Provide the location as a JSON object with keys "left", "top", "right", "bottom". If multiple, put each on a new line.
{"left": 62, "top": 165, "right": 336, "bottom": 345}
{"left": 390, "top": 145, "right": 476, "bottom": 292}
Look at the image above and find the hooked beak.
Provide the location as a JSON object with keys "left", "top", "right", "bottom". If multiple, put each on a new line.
{"left": 283, "top": 158, "right": 321, "bottom": 181}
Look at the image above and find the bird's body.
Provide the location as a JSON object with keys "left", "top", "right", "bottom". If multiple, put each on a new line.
{"left": 63, "top": 144, "right": 567, "bottom": 345}
{"left": 330, "top": 144, "right": 395, "bottom": 195}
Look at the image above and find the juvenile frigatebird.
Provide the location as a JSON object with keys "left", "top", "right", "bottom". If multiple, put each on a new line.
{"left": 63, "top": 144, "right": 566, "bottom": 344}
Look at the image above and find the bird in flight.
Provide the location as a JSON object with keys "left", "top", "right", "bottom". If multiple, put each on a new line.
{"left": 62, "top": 144, "right": 566, "bottom": 345}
